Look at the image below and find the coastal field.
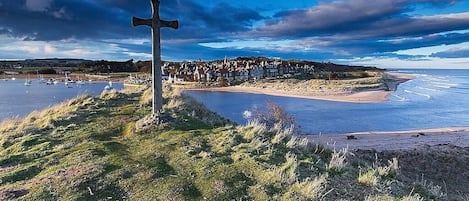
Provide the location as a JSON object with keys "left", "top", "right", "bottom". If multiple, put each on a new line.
{"left": 190, "top": 71, "right": 415, "bottom": 103}
{"left": 0, "top": 84, "right": 469, "bottom": 200}
{"left": 0, "top": 85, "right": 468, "bottom": 200}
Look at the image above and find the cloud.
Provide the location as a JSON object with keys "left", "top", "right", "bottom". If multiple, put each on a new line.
{"left": 25, "top": 0, "right": 53, "bottom": 12}
{"left": 254, "top": 0, "right": 405, "bottom": 37}
{"left": 337, "top": 55, "right": 469, "bottom": 69}
{"left": 0, "top": 34, "right": 141, "bottom": 60}
{"left": 431, "top": 47, "right": 469, "bottom": 58}
{"left": 249, "top": 0, "right": 467, "bottom": 38}
{"left": 0, "top": 0, "right": 160, "bottom": 41}
{"left": 0, "top": 0, "right": 265, "bottom": 51}
{"left": 44, "top": 44, "right": 57, "bottom": 54}
{"left": 1, "top": 0, "right": 469, "bottom": 68}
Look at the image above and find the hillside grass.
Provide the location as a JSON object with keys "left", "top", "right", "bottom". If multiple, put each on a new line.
{"left": 240, "top": 71, "right": 384, "bottom": 94}
{"left": 0, "top": 84, "right": 454, "bottom": 200}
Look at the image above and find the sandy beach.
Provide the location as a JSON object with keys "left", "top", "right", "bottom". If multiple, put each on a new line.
{"left": 189, "top": 71, "right": 415, "bottom": 103}
{"left": 307, "top": 127, "right": 469, "bottom": 151}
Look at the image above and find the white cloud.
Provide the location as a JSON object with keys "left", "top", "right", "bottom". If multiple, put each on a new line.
{"left": 51, "top": 7, "right": 69, "bottom": 19}
{"left": 0, "top": 34, "right": 134, "bottom": 60}
{"left": 103, "top": 39, "right": 149, "bottom": 45}
{"left": 25, "top": 0, "right": 53, "bottom": 12}
{"left": 125, "top": 52, "right": 152, "bottom": 59}
{"left": 44, "top": 44, "right": 57, "bottom": 54}
{"left": 338, "top": 56, "right": 469, "bottom": 69}
{"left": 200, "top": 39, "right": 308, "bottom": 52}
{"left": 394, "top": 42, "right": 469, "bottom": 56}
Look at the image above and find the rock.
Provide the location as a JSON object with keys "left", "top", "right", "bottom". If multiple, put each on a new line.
{"left": 135, "top": 114, "right": 159, "bottom": 132}
{"left": 135, "top": 113, "right": 178, "bottom": 132}
{"left": 347, "top": 135, "right": 357, "bottom": 140}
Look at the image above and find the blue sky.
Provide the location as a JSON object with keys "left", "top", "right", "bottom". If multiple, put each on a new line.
{"left": 0, "top": 0, "right": 469, "bottom": 68}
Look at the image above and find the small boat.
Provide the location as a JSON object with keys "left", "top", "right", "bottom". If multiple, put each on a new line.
{"left": 1, "top": 74, "right": 8, "bottom": 81}
{"left": 76, "top": 78, "right": 85, "bottom": 86}
{"left": 65, "top": 81, "right": 73, "bottom": 88}
{"left": 37, "top": 71, "right": 45, "bottom": 83}
{"left": 76, "top": 80, "right": 85, "bottom": 86}
{"left": 64, "top": 72, "right": 75, "bottom": 86}
{"left": 46, "top": 78, "right": 58, "bottom": 85}
{"left": 104, "top": 81, "right": 113, "bottom": 90}
{"left": 24, "top": 77, "right": 32, "bottom": 86}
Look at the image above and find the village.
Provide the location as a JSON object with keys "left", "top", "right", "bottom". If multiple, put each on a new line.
{"left": 144, "top": 57, "right": 381, "bottom": 86}
{"left": 160, "top": 57, "right": 314, "bottom": 85}
{"left": 1, "top": 57, "right": 381, "bottom": 86}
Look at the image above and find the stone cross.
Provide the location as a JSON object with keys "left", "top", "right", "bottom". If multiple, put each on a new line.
{"left": 132, "top": 0, "right": 178, "bottom": 115}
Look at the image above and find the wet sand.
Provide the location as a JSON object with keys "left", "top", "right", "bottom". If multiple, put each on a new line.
{"left": 189, "top": 72, "right": 415, "bottom": 103}
{"left": 307, "top": 127, "right": 469, "bottom": 151}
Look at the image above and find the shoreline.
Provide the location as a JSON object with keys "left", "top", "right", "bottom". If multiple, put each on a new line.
{"left": 184, "top": 71, "right": 469, "bottom": 151}
{"left": 306, "top": 127, "right": 469, "bottom": 151}
{"left": 2, "top": 73, "right": 127, "bottom": 82}
{"left": 187, "top": 71, "right": 415, "bottom": 103}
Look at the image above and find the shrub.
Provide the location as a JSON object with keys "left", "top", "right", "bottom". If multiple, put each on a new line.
{"left": 327, "top": 147, "right": 350, "bottom": 174}
{"left": 252, "top": 101, "right": 295, "bottom": 131}
{"left": 358, "top": 157, "right": 399, "bottom": 186}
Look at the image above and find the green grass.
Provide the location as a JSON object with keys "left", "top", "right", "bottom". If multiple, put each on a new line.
{"left": 0, "top": 84, "right": 446, "bottom": 200}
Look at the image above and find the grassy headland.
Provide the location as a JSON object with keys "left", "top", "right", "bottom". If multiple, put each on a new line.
{"left": 239, "top": 71, "right": 385, "bottom": 94}
{"left": 190, "top": 71, "right": 415, "bottom": 103}
{"left": 0, "top": 84, "right": 465, "bottom": 200}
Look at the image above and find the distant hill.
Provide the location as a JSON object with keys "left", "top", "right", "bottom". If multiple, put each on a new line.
{"left": 0, "top": 58, "right": 91, "bottom": 68}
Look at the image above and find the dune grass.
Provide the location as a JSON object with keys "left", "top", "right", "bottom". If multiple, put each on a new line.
{"left": 0, "top": 83, "right": 452, "bottom": 200}
{"left": 240, "top": 71, "right": 385, "bottom": 95}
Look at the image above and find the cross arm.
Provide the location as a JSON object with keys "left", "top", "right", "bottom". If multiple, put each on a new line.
{"left": 160, "top": 20, "right": 179, "bottom": 29}
{"left": 132, "top": 16, "right": 152, "bottom": 27}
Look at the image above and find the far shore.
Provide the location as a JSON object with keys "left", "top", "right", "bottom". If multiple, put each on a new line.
{"left": 307, "top": 127, "right": 469, "bottom": 151}
{"left": 2, "top": 73, "right": 127, "bottom": 82}
{"left": 187, "top": 71, "right": 416, "bottom": 103}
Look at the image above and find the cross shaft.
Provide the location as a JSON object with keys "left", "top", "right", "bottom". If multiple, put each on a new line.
{"left": 132, "top": 0, "right": 178, "bottom": 115}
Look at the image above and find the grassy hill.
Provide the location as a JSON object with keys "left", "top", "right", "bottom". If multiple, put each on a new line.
{"left": 0, "top": 85, "right": 457, "bottom": 200}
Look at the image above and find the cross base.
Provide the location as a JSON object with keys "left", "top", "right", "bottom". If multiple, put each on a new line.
{"left": 135, "top": 112, "right": 177, "bottom": 132}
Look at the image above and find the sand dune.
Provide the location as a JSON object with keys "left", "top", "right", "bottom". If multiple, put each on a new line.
{"left": 189, "top": 71, "right": 414, "bottom": 103}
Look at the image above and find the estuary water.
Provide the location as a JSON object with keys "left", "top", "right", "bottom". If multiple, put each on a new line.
{"left": 186, "top": 69, "right": 469, "bottom": 134}
{"left": 0, "top": 79, "right": 123, "bottom": 121}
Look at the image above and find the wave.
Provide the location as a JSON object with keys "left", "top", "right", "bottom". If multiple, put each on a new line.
{"left": 452, "top": 91, "right": 469, "bottom": 95}
{"left": 451, "top": 86, "right": 469, "bottom": 90}
{"left": 430, "top": 82, "right": 458, "bottom": 87}
{"left": 416, "top": 86, "right": 439, "bottom": 92}
{"left": 404, "top": 90, "right": 431, "bottom": 99}
{"left": 426, "top": 76, "right": 447, "bottom": 81}
{"left": 433, "top": 85, "right": 451, "bottom": 89}
{"left": 391, "top": 94, "right": 406, "bottom": 101}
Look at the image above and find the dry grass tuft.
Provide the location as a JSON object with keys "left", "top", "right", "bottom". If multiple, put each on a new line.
{"left": 327, "top": 147, "right": 350, "bottom": 174}
{"left": 358, "top": 157, "right": 399, "bottom": 186}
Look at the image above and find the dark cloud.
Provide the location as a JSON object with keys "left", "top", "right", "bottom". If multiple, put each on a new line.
{"left": 431, "top": 48, "right": 469, "bottom": 58}
{"left": 1, "top": 0, "right": 468, "bottom": 62}
{"left": 250, "top": 0, "right": 467, "bottom": 38}
{"left": 0, "top": 0, "right": 139, "bottom": 41}
{"left": 0, "top": 0, "right": 264, "bottom": 43}
{"left": 317, "top": 32, "right": 469, "bottom": 55}
{"left": 158, "top": 0, "right": 264, "bottom": 42}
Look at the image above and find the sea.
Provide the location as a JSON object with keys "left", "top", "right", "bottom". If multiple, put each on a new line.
{"left": 1, "top": 70, "right": 468, "bottom": 134}
{"left": 0, "top": 79, "right": 123, "bottom": 120}
{"left": 186, "top": 69, "right": 469, "bottom": 134}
